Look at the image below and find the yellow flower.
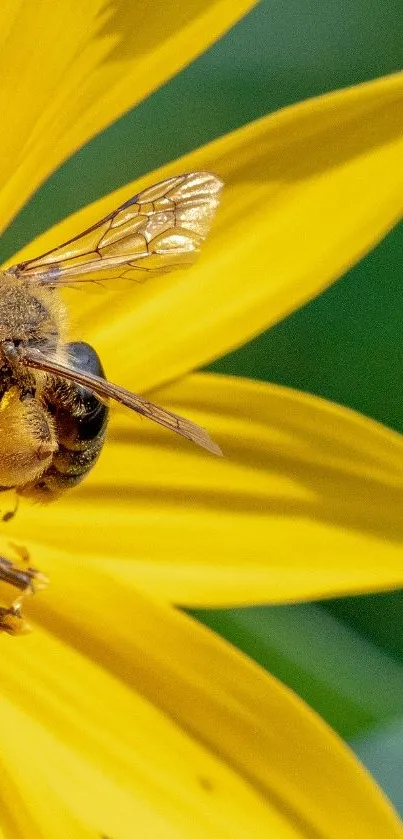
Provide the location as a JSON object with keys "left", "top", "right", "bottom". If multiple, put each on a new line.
{"left": 0, "top": 2, "right": 402, "bottom": 836}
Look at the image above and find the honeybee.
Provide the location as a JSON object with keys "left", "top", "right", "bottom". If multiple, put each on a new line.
{"left": 0, "top": 172, "right": 222, "bottom": 632}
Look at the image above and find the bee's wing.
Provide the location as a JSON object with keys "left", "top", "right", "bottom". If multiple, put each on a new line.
{"left": 21, "top": 348, "right": 222, "bottom": 456}
{"left": 6, "top": 172, "right": 223, "bottom": 286}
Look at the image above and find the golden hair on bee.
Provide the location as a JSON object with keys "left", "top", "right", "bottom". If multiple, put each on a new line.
{"left": 0, "top": 273, "right": 67, "bottom": 491}
{"left": 0, "top": 273, "right": 67, "bottom": 349}
{"left": 0, "top": 171, "right": 223, "bottom": 632}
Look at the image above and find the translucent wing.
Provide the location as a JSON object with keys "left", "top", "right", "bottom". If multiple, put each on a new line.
{"left": 6, "top": 172, "right": 223, "bottom": 286}
{"left": 21, "top": 348, "right": 222, "bottom": 456}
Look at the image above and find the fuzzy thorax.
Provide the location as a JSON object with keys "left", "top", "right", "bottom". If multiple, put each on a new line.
{"left": 0, "top": 275, "right": 66, "bottom": 350}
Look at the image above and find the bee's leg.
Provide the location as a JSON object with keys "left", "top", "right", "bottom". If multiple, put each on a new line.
{"left": 0, "top": 391, "right": 57, "bottom": 488}
{"left": 0, "top": 339, "right": 36, "bottom": 397}
{"left": 0, "top": 555, "right": 40, "bottom": 592}
{"left": 0, "top": 553, "right": 48, "bottom": 635}
{"left": 0, "top": 600, "right": 26, "bottom": 635}
{"left": 0, "top": 489, "right": 19, "bottom": 522}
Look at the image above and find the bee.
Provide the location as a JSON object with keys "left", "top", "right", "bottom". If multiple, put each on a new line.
{"left": 0, "top": 172, "right": 222, "bottom": 631}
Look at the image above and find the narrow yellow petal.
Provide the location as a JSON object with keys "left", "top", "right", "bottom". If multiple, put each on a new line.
{"left": 0, "top": 709, "right": 92, "bottom": 839}
{"left": 0, "top": 0, "right": 255, "bottom": 231}
{"left": 0, "top": 620, "right": 304, "bottom": 839}
{"left": 18, "top": 567, "right": 403, "bottom": 839}
{"left": 9, "top": 72, "right": 403, "bottom": 392}
{"left": 6, "top": 372, "right": 403, "bottom": 608}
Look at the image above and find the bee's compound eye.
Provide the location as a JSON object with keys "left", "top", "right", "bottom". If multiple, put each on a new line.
{"left": 66, "top": 342, "right": 105, "bottom": 378}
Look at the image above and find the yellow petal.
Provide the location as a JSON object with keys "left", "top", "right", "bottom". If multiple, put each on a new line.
{"left": 0, "top": 623, "right": 298, "bottom": 839}
{"left": 0, "top": 0, "right": 255, "bottom": 231}
{"left": 8, "top": 71, "right": 403, "bottom": 392}
{"left": 14, "top": 565, "right": 402, "bottom": 839}
{"left": 5, "top": 372, "right": 403, "bottom": 608}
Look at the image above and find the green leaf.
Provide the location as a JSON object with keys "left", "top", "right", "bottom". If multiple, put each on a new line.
{"left": 351, "top": 717, "right": 403, "bottom": 817}
{"left": 192, "top": 604, "right": 403, "bottom": 738}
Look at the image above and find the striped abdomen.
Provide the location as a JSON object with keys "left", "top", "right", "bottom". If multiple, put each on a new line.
{"left": 23, "top": 342, "right": 109, "bottom": 501}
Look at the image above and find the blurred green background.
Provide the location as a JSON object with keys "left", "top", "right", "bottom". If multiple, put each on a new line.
{"left": 2, "top": 0, "right": 403, "bottom": 814}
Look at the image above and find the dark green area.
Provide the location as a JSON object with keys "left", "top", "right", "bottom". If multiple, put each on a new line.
{"left": 325, "top": 590, "right": 403, "bottom": 663}
{"left": 190, "top": 604, "right": 403, "bottom": 739}
{"left": 2, "top": 0, "right": 403, "bottom": 809}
